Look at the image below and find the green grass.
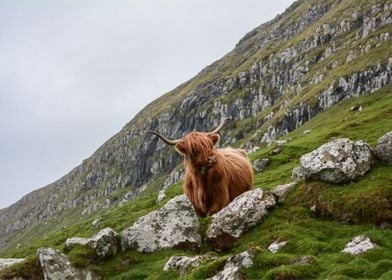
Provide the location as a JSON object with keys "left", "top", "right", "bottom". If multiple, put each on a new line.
{"left": 1, "top": 87, "right": 391, "bottom": 280}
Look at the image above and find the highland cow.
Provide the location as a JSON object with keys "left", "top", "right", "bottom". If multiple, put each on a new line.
{"left": 149, "top": 117, "right": 253, "bottom": 216}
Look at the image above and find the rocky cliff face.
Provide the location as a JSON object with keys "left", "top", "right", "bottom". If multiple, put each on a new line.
{"left": 1, "top": 0, "right": 391, "bottom": 252}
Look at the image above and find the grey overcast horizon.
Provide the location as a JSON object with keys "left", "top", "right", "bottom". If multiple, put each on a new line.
{"left": 0, "top": 0, "right": 293, "bottom": 209}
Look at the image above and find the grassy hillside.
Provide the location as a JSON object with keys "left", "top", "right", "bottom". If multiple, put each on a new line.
{"left": 1, "top": 87, "right": 391, "bottom": 279}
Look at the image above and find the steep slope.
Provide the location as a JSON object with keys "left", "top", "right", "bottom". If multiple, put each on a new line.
{"left": 1, "top": 87, "right": 391, "bottom": 279}
{"left": 1, "top": 0, "right": 391, "bottom": 254}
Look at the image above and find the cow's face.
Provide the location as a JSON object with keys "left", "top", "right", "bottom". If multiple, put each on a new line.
{"left": 175, "top": 132, "right": 220, "bottom": 169}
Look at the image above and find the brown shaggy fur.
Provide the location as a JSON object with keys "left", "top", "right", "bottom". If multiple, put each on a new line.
{"left": 174, "top": 132, "right": 253, "bottom": 216}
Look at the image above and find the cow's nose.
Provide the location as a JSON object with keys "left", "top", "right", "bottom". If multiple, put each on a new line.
{"left": 208, "top": 155, "right": 216, "bottom": 163}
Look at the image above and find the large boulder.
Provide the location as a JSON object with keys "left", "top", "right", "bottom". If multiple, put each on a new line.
{"left": 373, "top": 131, "right": 392, "bottom": 165}
{"left": 341, "top": 235, "right": 378, "bottom": 255}
{"left": 207, "top": 248, "right": 256, "bottom": 280}
{"left": 0, "top": 258, "right": 25, "bottom": 270}
{"left": 206, "top": 188, "right": 276, "bottom": 251}
{"left": 299, "top": 138, "right": 373, "bottom": 183}
{"left": 163, "top": 253, "right": 216, "bottom": 275}
{"left": 37, "top": 247, "right": 101, "bottom": 280}
{"left": 121, "top": 195, "right": 201, "bottom": 252}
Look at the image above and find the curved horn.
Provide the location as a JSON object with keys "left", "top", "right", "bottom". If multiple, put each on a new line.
{"left": 209, "top": 116, "right": 231, "bottom": 134}
{"left": 148, "top": 131, "right": 182, "bottom": 146}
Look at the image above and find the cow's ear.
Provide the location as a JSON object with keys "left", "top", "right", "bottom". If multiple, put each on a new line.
{"left": 208, "top": 133, "right": 221, "bottom": 145}
{"left": 175, "top": 142, "right": 187, "bottom": 155}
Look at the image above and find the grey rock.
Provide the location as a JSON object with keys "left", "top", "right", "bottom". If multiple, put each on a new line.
{"left": 207, "top": 248, "right": 256, "bottom": 280}
{"left": 92, "top": 218, "right": 102, "bottom": 227}
{"left": 37, "top": 247, "right": 100, "bottom": 280}
{"left": 163, "top": 253, "right": 216, "bottom": 275}
{"left": 342, "top": 235, "right": 378, "bottom": 255}
{"left": 64, "top": 228, "right": 119, "bottom": 258}
{"left": 253, "top": 158, "right": 269, "bottom": 172}
{"left": 64, "top": 237, "right": 91, "bottom": 251}
{"left": 373, "top": 131, "right": 392, "bottom": 165}
{"left": 155, "top": 190, "right": 167, "bottom": 204}
{"left": 268, "top": 240, "right": 288, "bottom": 253}
{"left": 303, "top": 129, "right": 312, "bottom": 135}
{"left": 121, "top": 195, "right": 200, "bottom": 252}
{"left": 206, "top": 189, "right": 276, "bottom": 250}
{"left": 89, "top": 228, "right": 119, "bottom": 258}
{"left": 0, "top": 258, "right": 25, "bottom": 270}
{"left": 292, "top": 166, "right": 304, "bottom": 180}
{"left": 271, "top": 182, "right": 297, "bottom": 202}
{"left": 299, "top": 138, "right": 373, "bottom": 183}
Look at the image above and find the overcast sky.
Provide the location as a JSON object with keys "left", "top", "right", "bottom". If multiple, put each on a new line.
{"left": 0, "top": 0, "right": 293, "bottom": 209}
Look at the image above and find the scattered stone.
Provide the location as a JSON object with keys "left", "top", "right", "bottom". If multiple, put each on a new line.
{"left": 89, "top": 228, "right": 119, "bottom": 258}
{"left": 271, "top": 182, "right": 296, "bottom": 203}
{"left": 292, "top": 256, "right": 314, "bottom": 265}
{"left": 16, "top": 243, "right": 22, "bottom": 249}
{"left": 373, "top": 131, "right": 392, "bottom": 165}
{"left": 92, "top": 218, "right": 103, "bottom": 227}
{"left": 341, "top": 235, "right": 378, "bottom": 255}
{"left": 310, "top": 204, "right": 317, "bottom": 213}
{"left": 350, "top": 103, "right": 363, "bottom": 112}
{"left": 270, "top": 147, "right": 282, "bottom": 155}
{"left": 276, "top": 140, "right": 287, "bottom": 146}
{"left": 253, "top": 158, "right": 269, "bottom": 172}
{"left": 163, "top": 253, "right": 216, "bottom": 275}
{"left": 303, "top": 130, "right": 312, "bottom": 135}
{"left": 155, "top": 190, "right": 167, "bottom": 204}
{"left": 37, "top": 247, "right": 100, "bottom": 280}
{"left": 268, "top": 240, "right": 288, "bottom": 253}
{"left": 0, "top": 258, "right": 25, "bottom": 270}
{"left": 64, "top": 237, "right": 91, "bottom": 251}
{"left": 207, "top": 248, "right": 256, "bottom": 280}
{"left": 121, "top": 195, "right": 201, "bottom": 252}
{"left": 206, "top": 188, "right": 276, "bottom": 251}
{"left": 299, "top": 138, "right": 373, "bottom": 183}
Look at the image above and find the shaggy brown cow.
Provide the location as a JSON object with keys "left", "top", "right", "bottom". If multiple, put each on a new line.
{"left": 149, "top": 117, "right": 253, "bottom": 216}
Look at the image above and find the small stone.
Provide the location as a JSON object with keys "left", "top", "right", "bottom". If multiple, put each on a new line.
{"left": 270, "top": 147, "right": 282, "bottom": 155}
{"left": 156, "top": 190, "right": 166, "bottom": 204}
{"left": 0, "top": 258, "right": 25, "bottom": 270}
{"left": 163, "top": 253, "right": 216, "bottom": 275}
{"left": 92, "top": 218, "right": 103, "bottom": 227}
{"left": 342, "top": 235, "right": 378, "bottom": 255}
{"left": 268, "top": 240, "right": 288, "bottom": 253}
{"left": 303, "top": 130, "right": 312, "bottom": 135}
{"left": 253, "top": 158, "right": 269, "bottom": 172}
{"left": 207, "top": 248, "right": 256, "bottom": 280}
{"left": 64, "top": 237, "right": 91, "bottom": 251}
{"left": 271, "top": 182, "right": 296, "bottom": 203}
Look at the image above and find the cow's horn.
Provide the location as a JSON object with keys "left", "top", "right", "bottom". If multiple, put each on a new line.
{"left": 148, "top": 131, "right": 182, "bottom": 146}
{"left": 210, "top": 116, "right": 231, "bottom": 134}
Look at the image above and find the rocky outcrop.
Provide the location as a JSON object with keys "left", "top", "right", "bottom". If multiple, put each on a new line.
{"left": 374, "top": 131, "right": 392, "bottom": 165}
{"left": 206, "top": 189, "right": 276, "bottom": 250}
{"left": 163, "top": 253, "right": 216, "bottom": 275}
{"left": 298, "top": 138, "right": 373, "bottom": 183}
{"left": 64, "top": 227, "right": 119, "bottom": 258}
{"left": 0, "top": 258, "right": 25, "bottom": 271}
{"left": 121, "top": 195, "right": 201, "bottom": 252}
{"left": 341, "top": 235, "right": 378, "bottom": 255}
{"left": 207, "top": 248, "right": 256, "bottom": 280}
{"left": 37, "top": 247, "right": 100, "bottom": 280}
